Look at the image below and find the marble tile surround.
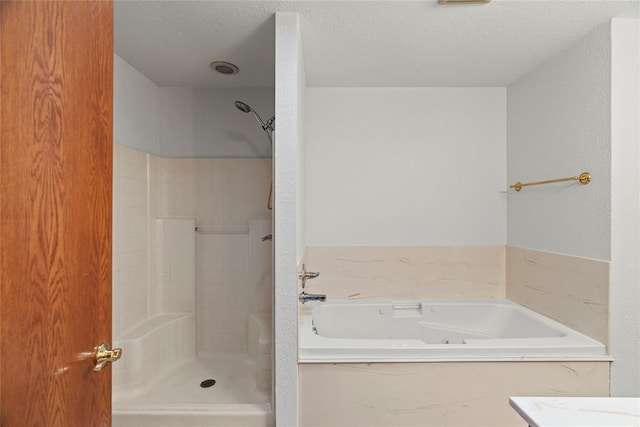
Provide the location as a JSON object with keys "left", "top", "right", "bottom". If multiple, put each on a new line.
{"left": 507, "top": 246, "right": 609, "bottom": 345}
{"left": 302, "top": 246, "right": 506, "bottom": 299}
{"left": 299, "top": 361, "right": 609, "bottom": 427}
{"left": 302, "top": 246, "right": 610, "bottom": 346}
{"left": 297, "top": 246, "right": 611, "bottom": 427}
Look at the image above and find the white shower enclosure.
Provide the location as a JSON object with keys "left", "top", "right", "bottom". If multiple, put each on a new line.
{"left": 111, "top": 76, "right": 275, "bottom": 426}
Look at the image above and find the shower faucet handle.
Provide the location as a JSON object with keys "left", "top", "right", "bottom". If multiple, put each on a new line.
{"left": 298, "top": 264, "right": 319, "bottom": 289}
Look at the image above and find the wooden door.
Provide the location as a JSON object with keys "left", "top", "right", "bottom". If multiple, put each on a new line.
{"left": 0, "top": 1, "right": 113, "bottom": 426}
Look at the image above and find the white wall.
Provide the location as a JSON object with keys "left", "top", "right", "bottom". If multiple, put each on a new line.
{"left": 115, "top": 54, "right": 274, "bottom": 159}
{"left": 114, "top": 55, "right": 160, "bottom": 155}
{"left": 610, "top": 18, "right": 640, "bottom": 396}
{"left": 158, "top": 87, "right": 274, "bottom": 158}
{"left": 507, "top": 23, "right": 612, "bottom": 261}
{"left": 296, "top": 36, "right": 307, "bottom": 263}
{"left": 274, "top": 12, "right": 304, "bottom": 427}
{"left": 305, "top": 87, "right": 506, "bottom": 246}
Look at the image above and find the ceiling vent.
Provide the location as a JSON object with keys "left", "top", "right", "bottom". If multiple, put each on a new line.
{"left": 209, "top": 61, "right": 239, "bottom": 75}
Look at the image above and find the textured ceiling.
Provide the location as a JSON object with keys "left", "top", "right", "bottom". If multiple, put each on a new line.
{"left": 114, "top": 0, "right": 639, "bottom": 88}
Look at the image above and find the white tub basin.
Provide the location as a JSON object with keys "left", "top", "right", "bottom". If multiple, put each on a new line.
{"left": 298, "top": 299, "right": 608, "bottom": 362}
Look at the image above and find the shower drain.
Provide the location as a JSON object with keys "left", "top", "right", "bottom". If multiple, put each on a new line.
{"left": 200, "top": 379, "right": 216, "bottom": 388}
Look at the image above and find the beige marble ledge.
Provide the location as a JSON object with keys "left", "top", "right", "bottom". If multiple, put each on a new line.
{"left": 506, "top": 246, "right": 609, "bottom": 346}
{"left": 302, "top": 245, "right": 506, "bottom": 299}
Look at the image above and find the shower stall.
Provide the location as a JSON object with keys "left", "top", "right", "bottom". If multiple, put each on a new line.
{"left": 111, "top": 74, "right": 275, "bottom": 425}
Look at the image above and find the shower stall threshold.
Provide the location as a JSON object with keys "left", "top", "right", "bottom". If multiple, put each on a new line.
{"left": 113, "top": 403, "right": 272, "bottom": 427}
{"left": 113, "top": 355, "right": 272, "bottom": 427}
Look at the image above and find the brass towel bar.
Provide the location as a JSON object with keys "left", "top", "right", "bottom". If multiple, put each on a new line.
{"left": 510, "top": 172, "right": 591, "bottom": 192}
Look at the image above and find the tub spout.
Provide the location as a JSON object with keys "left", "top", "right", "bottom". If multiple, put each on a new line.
{"left": 299, "top": 291, "right": 326, "bottom": 304}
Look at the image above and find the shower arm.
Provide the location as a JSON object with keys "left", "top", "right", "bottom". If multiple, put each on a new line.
{"left": 249, "top": 110, "right": 268, "bottom": 130}
{"left": 264, "top": 116, "right": 275, "bottom": 131}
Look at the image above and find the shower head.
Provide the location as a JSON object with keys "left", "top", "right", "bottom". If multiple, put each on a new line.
{"left": 234, "top": 100, "right": 275, "bottom": 211}
{"left": 234, "top": 100, "right": 252, "bottom": 114}
{"left": 234, "top": 100, "right": 274, "bottom": 132}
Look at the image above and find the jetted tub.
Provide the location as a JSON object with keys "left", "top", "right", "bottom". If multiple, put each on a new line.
{"left": 298, "top": 299, "right": 608, "bottom": 362}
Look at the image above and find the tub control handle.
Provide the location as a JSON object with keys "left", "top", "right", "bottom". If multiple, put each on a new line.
{"left": 298, "top": 264, "right": 319, "bottom": 289}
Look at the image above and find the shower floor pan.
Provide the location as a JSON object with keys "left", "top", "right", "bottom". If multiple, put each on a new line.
{"left": 113, "top": 355, "right": 272, "bottom": 427}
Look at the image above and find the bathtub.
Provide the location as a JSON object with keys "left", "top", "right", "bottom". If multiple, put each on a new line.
{"left": 298, "top": 299, "right": 608, "bottom": 362}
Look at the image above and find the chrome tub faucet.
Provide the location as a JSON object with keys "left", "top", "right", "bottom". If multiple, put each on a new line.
{"left": 298, "top": 264, "right": 325, "bottom": 304}
{"left": 299, "top": 291, "right": 326, "bottom": 304}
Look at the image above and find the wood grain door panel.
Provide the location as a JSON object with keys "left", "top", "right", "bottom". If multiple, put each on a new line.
{"left": 0, "top": 1, "right": 113, "bottom": 425}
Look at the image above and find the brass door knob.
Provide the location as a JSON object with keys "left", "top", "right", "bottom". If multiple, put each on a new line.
{"left": 93, "top": 342, "right": 122, "bottom": 372}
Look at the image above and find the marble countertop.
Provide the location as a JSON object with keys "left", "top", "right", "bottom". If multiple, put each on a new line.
{"left": 509, "top": 397, "right": 640, "bottom": 427}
